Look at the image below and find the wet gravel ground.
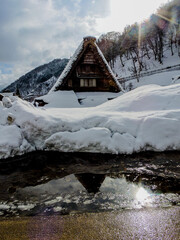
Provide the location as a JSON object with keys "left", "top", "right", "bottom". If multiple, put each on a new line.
{"left": 0, "top": 151, "right": 179, "bottom": 239}
{"left": 0, "top": 207, "right": 179, "bottom": 240}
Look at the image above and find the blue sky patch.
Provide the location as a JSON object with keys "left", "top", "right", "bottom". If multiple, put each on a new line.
{"left": 0, "top": 63, "right": 13, "bottom": 74}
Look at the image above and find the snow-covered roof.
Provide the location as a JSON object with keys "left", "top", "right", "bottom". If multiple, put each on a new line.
{"left": 95, "top": 42, "right": 123, "bottom": 92}
{"left": 49, "top": 37, "right": 123, "bottom": 93}
{"left": 49, "top": 41, "right": 84, "bottom": 93}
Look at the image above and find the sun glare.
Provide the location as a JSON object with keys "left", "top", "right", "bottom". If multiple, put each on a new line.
{"left": 96, "top": 0, "right": 170, "bottom": 33}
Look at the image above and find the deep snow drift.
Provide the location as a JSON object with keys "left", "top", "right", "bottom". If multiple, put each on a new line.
{"left": 0, "top": 83, "right": 180, "bottom": 159}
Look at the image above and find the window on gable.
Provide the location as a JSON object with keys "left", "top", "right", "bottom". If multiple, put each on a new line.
{"left": 80, "top": 79, "right": 96, "bottom": 87}
{"left": 89, "top": 79, "right": 96, "bottom": 87}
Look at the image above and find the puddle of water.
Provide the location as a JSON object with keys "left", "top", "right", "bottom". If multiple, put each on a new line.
{"left": 0, "top": 151, "right": 179, "bottom": 217}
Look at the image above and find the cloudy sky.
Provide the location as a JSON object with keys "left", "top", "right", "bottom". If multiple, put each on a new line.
{"left": 0, "top": 0, "right": 169, "bottom": 89}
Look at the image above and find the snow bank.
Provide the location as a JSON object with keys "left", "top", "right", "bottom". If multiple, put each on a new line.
{"left": 97, "top": 84, "right": 180, "bottom": 112}
{"left": 0, "top": 124, "right": 34, "bottom": 159}
{"left": 0, "top": 84, "right": 180, "bottom": 159}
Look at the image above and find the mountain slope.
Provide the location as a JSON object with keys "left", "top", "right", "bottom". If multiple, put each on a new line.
{"left": 2, "top": 58, "right": 68, "bottom": 99}
{"left": 112, "top": 47, "right": 180, "bottom": 91}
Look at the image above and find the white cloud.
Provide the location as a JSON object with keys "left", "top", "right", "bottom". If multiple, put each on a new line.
{"left": 0, "top": 0, "right": 110, "bottom": 87}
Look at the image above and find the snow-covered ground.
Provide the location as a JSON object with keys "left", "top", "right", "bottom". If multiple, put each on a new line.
{"left": 124, "top": 70, "right": 180, "bottom": 91}
{"left": 76, "top": 92, "right": 122, "bottom": 107}
{"left": 0, "top": 83, "right": 180, "bottom": 159}
{"left": 35, "top": 91, "right": 80, "bottom": 108}
{"left": 36, "top": 91, "right": 122, "bottom": 108}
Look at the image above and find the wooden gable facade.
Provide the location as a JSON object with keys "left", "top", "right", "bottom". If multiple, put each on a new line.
{"left": 51, "top": 36, "right": 122, "bottom": 93}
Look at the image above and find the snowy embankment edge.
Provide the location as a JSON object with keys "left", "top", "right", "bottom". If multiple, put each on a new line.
{"left": 0, "top": 83, "right": 180, "bottom": 159}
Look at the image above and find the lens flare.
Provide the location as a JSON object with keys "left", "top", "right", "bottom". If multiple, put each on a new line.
{"left": 138, "top": 23, "right": 142, "bottom": 50}
{"left": 155, "top": 13, "right": 178, "bottom": 26}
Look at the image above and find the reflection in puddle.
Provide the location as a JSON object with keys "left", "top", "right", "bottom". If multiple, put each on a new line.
{"left": 75, "top": 174, "right": 105, "bottom": 194}
{"left": 0, "top": 152, "right": 179, "bottom": 217}
{"left": 136, "top": 187, "right": 151, "bottom": 202}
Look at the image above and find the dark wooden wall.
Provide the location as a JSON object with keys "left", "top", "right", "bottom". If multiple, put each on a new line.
{"left": 58, "top": 47, "right": 119, "bottom": 92}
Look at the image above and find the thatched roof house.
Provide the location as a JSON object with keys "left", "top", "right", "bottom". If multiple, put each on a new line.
{"left": 35, "top": 37, "right": 123, "bottom": 107}
{"left": 50, "top": 36, "right": 122, "bottom": 93}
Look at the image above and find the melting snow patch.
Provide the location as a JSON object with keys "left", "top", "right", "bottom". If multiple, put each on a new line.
{"left": 17, "top": 204, "right": 35, "bottom": 211}
{"left": 0, "top": 204, "right": 10, "bottom": 210}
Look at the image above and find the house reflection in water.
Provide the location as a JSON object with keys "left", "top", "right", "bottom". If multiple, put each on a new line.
{"left": 75, "top": 173, "right": 105, "bottom": 194}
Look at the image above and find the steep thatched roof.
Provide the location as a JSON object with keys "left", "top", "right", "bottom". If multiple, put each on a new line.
{"left": 49, "top": 36, "right": 123, "bottom": 93}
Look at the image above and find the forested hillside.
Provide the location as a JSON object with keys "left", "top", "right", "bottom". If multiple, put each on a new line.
{"left": 97, "top": 0, "right": 180, "bottom": 81}
{"left": 2, "top": 59, "right": 68, "bottom": 99}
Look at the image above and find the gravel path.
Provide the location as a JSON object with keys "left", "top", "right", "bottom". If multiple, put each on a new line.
{"left": 0, "top": 207, "right": 180, "bottom": 240}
